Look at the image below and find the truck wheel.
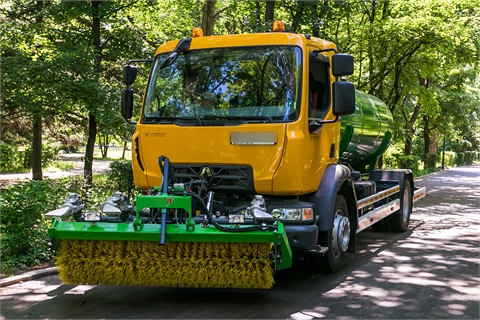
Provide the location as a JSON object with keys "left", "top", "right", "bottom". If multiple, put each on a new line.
{"left": 313, "top": 195, "right": 350, "bottom": 273}
{"left": 388, "top": 179, "right": 412, "bottom": 232}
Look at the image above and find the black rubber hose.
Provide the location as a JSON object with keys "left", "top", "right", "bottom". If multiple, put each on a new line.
{"left": 169, "top": 190, "right": 276, "bottom": 232}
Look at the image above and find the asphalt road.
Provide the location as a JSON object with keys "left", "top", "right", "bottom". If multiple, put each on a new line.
{"left": 1, "top": 165, "right": 479, "bottom": 319}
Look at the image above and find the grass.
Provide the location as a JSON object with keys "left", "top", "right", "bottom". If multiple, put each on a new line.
{"left": 45, "top": 160, "right": 76, "bottom": 172}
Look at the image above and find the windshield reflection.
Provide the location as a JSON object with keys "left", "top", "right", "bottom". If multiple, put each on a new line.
{"left": 143, "top": 46, "right": 302, "bottom": 124}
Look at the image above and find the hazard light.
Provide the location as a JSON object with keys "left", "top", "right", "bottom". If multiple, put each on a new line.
{"left": 272, "top": 21, "right": 285, "bottom": 32}
{"left": 192, "top": 27, "right": 203, "bottom": 38}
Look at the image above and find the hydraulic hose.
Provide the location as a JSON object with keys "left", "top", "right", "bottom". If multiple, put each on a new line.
{"left": 168, "top": 190, "right": 276, "bottom": 232}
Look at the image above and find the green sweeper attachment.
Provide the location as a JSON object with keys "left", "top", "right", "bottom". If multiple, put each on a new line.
{"left": 45, "top": 156, "right": 292, "bottom": 289}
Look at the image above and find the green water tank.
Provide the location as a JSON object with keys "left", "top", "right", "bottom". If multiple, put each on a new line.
{"left": 339, "top": 90, "right": 394, "bottom": 173}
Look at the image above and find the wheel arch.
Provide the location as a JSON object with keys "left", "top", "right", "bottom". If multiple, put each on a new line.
{"left": 305, "top": 164, "right": 358, "bottom": 253}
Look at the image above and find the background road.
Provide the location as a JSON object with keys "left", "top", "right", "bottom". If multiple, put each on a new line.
{"left": 1, "top": 165, "right": 479, "bottom": 319}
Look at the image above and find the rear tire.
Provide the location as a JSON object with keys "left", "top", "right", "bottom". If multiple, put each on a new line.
{"left": 312, "top": 195, "right": 350, "bottom": 273}
{"left": 388, "top": 179, "right": 412, "bottom": 232}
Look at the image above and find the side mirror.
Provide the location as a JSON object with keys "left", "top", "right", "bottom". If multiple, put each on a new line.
{"left": 121, "top": 88, "right": 133, "bottom": 120}
{"left": 123, "top": 65, "right": 138, "bottom": 85}
{"left": 332, "top": 82, "right": 355, "bottom": 116}
{"left": 332, "top": 54, "right": 354, "bottom": 77}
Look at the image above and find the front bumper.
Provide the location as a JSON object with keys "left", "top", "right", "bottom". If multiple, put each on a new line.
{"left": 284, "top": 224, "right": 318, "bottom": 252}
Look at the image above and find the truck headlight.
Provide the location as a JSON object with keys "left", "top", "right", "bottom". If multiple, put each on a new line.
{"left": 271, "top": 207, "right": 313, "bottom": 221}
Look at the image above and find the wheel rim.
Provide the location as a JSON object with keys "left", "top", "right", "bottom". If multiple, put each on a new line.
{"left": 402, "top": 188, "right": 411, "bottom": 223}
{"left": 332, "top": 209, "right": 350, "bottom": 258}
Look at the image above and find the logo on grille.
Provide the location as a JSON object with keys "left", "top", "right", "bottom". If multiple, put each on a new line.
{"left": 200, "top": 166, "right": 213, "bottom": 180}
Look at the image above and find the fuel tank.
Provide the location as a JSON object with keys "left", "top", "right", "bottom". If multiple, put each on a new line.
{"left": 339, "top": 90, "right": 394, "bottom": 173}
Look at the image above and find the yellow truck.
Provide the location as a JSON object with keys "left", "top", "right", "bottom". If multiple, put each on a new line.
{"left": 46, "top": 23, "right": 426, "bottom": 289}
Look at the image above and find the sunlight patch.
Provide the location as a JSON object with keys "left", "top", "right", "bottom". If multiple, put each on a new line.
{"left": 374, "top": 299, "right": 402, "bottom": 307}
{"left": 64, "top": 285, "right": 96, "bottom": 295}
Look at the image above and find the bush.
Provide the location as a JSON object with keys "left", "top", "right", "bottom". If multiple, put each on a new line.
{"left": 0, "top": 174, "right": 122, "bottom": 274}
{"left": 107, "top": 160, "right": 139, "bottom": 201}
{"left": 0, "top": 180, "right": 68, "bottom": 273}
{"left": 397, "top": 155, "right": 421, "bottom": 172}
{"left": 23, "top": 145, "right": 59, "bottom": 169}
{"left": 443, "top": 151, "right": 456, "bottom": 168}
{"left": 455, "top": 152, "right": 465, "bottom": 166}
{"left": 464, "top": 151, "right": 475, "bottom": 165}
{"left": 381, "top": 147, "right": 400, "bottom": 169}
{"left": 0, "top": 142, "right": 24, "bottom": 173}
{"left": 0, "top": 142, "right": 60, "bottom": 173}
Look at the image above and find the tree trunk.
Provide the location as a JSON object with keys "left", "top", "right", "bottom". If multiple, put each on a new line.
{"left": 122, "top": 140, "right": 127, "bottom": 159}
{"left": 255, "top": 2, "right": 261, "bottom": 25}
{"left": 403, "top": 99, "right": 421, "bottom": 156}
{"left": 202, "top": 0, "right": 216, "bottom": 36}
{"left": 423, "top": 115, "right": 430, "bottom": 157}
{"left": 84, "top": 114, "right": 97, "bottom": 190}
{"left": 404, "top": 135, "right": 413, "bottom": 156}
{"left": 84, "top": 0, "right": 102, "bottom": 190}
{"left": 265, "top": 0, "right": 275, "bottom": 23}
{"left": 32, "top": 116, "right": 43, "bottom": 180}
{"left": 99, "top": 134, "right": 109, "bottom": 158}
{"left": 429, "top": 132, "right": 438, "bottom": 154}
{"left": 377, "top": 154, "right": 383, "bottom": 169}
{"left": 31, "top": 0, "right": 44, "bottom": 181}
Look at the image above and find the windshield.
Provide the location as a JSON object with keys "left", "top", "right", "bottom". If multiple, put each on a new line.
{"left": 143, "top": 46, "right": 302, "bottom": 124}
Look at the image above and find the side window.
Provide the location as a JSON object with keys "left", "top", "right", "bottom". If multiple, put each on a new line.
{"left": 308, "top": 58, "right": 330, "bottom": 119}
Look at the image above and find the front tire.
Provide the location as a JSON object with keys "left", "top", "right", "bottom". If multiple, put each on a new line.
{"left": 313, "top": 195, "right": 350, "bottom": 273}
{"left": 388, "top": 179, "right": 412, "bottom": 232}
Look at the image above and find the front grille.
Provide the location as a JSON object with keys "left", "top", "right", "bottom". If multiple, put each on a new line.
{"left": 172, "top": 164, "right": 255, "bottom": 194}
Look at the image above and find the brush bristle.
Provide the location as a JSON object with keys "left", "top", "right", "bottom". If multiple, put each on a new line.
{"left": 55, "top": 240, "right": 274, "bottom": 289}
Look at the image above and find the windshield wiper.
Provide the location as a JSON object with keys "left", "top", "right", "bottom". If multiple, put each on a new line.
{"left": 201, "top": 115, "right": 274, "bottom": 123}
{"left": 143, "top": 116, "right": 203, "bottom": 126}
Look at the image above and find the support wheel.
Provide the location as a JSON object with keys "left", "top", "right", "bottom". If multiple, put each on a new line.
{"left": 388, "top": 179, "right": 412, "bottom": 232}
{"left": 312, "top": 195, "right": 350, "bottom": 273}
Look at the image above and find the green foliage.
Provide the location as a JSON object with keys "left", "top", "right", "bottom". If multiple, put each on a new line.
{"left": 0, "top": 174, "right": 120, "bottom": 273}
{"left": 55, "top": 174, "right": 117, "bottom": 212}
{"left": 455, "top": 152, "right": 465, "bottom": 166}
{"left": 0, "top": 142, "right": 25, "bottom": 173}
{"left": 0, "top": 180, "right": 68, "bottom": 273}
{"left": 2, "top": 0, "right": 479, "bottom": 171}
{"left": 46, "top": 160, "right": 76, "bottom": 172}
{"left": 441, "top": 151, "right": 456, "bottom": 168}
{"left": 398, "top": 155, "right": 421, "bottom": 173}
{"left": 382, "top": 144, "right": 402, "bottom": 169}
{"left": 0, "top": 142, "right": 59, "bottom": 173}
{"left": 425, "top": 153, "right": 437, "bottom": 171}
{"left": 22, "top": 144, "right": 59, "bottom": 169}
{"left": 84, "top": 174, "right": 118, "bottom": 212}
{"left": 107, "top": 160, "right": 139, "bottom": 201}
{"left": 464, "top": 151, "right": 476, "bottom": 165}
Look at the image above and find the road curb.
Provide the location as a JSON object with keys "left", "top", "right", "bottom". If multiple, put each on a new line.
{"left": 0, "top": 267, "right": 58, "bottom": 287}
